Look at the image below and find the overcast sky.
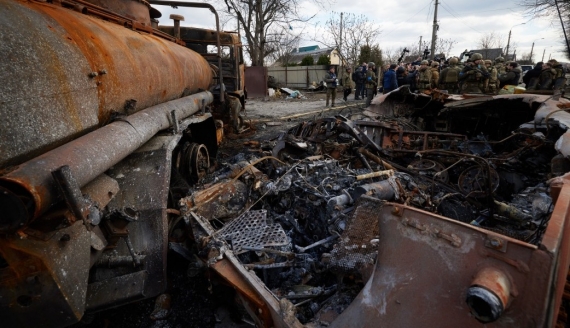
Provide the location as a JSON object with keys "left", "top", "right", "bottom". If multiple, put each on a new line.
{"left": 152, "top": 0, "right": 567, "bottom": 63}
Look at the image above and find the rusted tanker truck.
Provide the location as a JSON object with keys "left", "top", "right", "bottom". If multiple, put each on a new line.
{"left": 4, "top": 1, "right": 570, "bottom": 328}
{"left": 0, "top": 0, "right": 245, "bottom": 326}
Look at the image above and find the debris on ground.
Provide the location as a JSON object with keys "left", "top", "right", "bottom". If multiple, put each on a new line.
{"left": 170, "top": 87, "right": 570, "bottom": 327}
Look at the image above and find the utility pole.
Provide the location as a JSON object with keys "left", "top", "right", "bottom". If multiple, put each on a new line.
{"left": 505, "top": 30, "right": 512, "bottom": 58}
{"left": 542, "top": 48, "right": 546, "bottom": 62}
{"left": 419, "top": 36, "right": 423, "bottom": 56}
{"left": 339, "top": 12, "right": 343, "bottom": 60}
{"left": 339, "top": 12, "right": 343, "bottom": 76}
{"left": 430, "top": 0, "right": 439, "bottom": 60}
{"left": 529, "top": 42, "right": 535, "bottom": 64}
{"left": 554, "top": 0, "right": 570, "bottom": 58}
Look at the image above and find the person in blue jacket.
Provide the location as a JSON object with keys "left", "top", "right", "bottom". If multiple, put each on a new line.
{"left": 383, "top": 64, "right": 398, "bottom": 93}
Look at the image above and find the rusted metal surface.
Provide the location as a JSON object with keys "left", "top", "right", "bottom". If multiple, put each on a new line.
{"left": 0, "top": 91, "right": 213, "bottom": 230}
{"left": 81, "top": 174, "right": 119, "bottom": 209}
{"left": 0, "top": 0, "right": 213, "bottom": 168}
{"left": 542, "top": 177, "right": 570, "bottom": 326}
{"left": 85, "top": 0, "right": 151, "bottom": 25}
{"left": 150, "top": 1, "right": 224, "bottom": 102}
{"left": 245, "top": 66, "right": 268, "bottom": 98}
{"left": 86, "top": 133, "right": 181, "bottom": 311}
{"left": 326, "top": 197, "right": 563, "bottom": 327}
{"left": 467, "top": 267, "right": 512, "bottom": 322}
{"left": 181, "top": 179, "right": 248, "bottom": 220}
{"left": 0, "top": 221, "right": 91, "bottom": 328}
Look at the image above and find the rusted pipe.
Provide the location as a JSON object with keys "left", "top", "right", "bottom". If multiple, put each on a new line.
{"left": 466, "top": 267, "right": 512, "bottom": 323}
{"left": 149, "top": 1, "right": 225, "bottom": 103}
{"left": 169, "top": 14, "right": 184, "bottom": 39}
{"left": 0, "top": 91, "right": 213, "bottom": 231}
{"left": 355, "top": 170, "right": 394, "bottom": 181}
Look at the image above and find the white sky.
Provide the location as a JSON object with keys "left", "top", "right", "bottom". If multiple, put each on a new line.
{"left": 152, "top": 0, "right": 568, "bottom": 63}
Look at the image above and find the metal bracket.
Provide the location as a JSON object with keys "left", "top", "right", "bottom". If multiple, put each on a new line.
{"left": 485, "top": 235, "right": 508, "bottom": 253}
{"left": 51, "top": 165, "right": 92, "bottom": 230}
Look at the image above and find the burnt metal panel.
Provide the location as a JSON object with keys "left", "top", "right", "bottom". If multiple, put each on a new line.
{"left": 329, "top": 197, "right": 556, "bottom": 327}
{"left": 0, "top": 221, "right": 91, "bottom": 328}
{"left": 86, "top": 134, "right": 180, "bottom": 308}
{"left": 245, "top": 66, "right": 268, "bottom": 98}
{"left": 86, "top": 270, "right": 148, "bottom": 311}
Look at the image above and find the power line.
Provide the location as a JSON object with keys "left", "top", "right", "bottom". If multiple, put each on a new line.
{"left": 426, "top": 0, "right": 433, "bottom": 24}
{"left": 383, "top": 1, "right": 434, "bottom": 36}
{"left": 439, "top": 1, "right": 483, "bottom": 34}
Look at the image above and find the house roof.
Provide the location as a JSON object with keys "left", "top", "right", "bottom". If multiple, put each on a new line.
{"left": 288, "top": 47, "right": 336, "bottom": 64}
{"left": 295, "top": 45, "right": 320, "bottom": 53}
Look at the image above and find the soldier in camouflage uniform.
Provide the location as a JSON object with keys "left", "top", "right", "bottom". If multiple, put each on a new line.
{"left": 365, "top": 62, "right": 377, "bottom": 107}
{"left": 538, "top": 62, "right": 556, "bottom": 90}
{"left": 417, "top": 60, "right": 432, "bottom": 92}
{"left": 438, "top": 57, "right": 461, "bottom": 94}
{"left": 548, "top": 59, "right": 567, "bottom": 90}
{"left": 485, "top": 59, "right": 499, "bottom": 94}
{"left": 495, "top": 56, "right": 506, "bottom": 75}
{"left": 430, "top": 61, "right": 440, "bottom": 89}
{"left": 458, "top": 53, "right": 489, "bottom": 94}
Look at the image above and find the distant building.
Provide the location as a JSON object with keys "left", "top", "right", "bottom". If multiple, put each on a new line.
{"left": 271, "top": 46, "right": 343, "bottom": 67}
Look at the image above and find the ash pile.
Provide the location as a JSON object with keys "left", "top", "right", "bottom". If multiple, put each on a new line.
{"left": 173, "top": 90, "right": 570, "bottom": 326}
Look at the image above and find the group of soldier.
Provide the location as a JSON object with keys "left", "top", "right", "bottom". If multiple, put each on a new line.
{"left": 388, "top": 53, "right": 566, "bottom": 95}
{"left": 322, "top": 53, "right": 566, "bottom": 108}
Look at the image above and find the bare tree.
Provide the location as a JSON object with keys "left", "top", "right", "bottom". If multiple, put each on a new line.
{"left": 319, "top": 12, "right": 381, "bottom": 67}
{"left": 518, "top": 52, "right": 533, "bottom": 64}
{"left": 519, "top": 0, "right": 570, "bottom": 58}
{"left": 433, "top": 38, "right": 458, "bottom": 58}
{"left": 220, "top": 0, "right": 323, "bottom": 66}
{"left": 477, "top": 32, "right": 506, "bottom": 50}
{"left": 382, "top": 47, "right": 412, "bottom": 64}
{"left": 268, "top": 30, "right": 302, "bottom": 66}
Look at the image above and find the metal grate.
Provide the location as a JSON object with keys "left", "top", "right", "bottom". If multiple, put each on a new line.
{"left": 217, "top": 210, "right": 289, "bottom": 254}
{"left": 329, "top": 198, "right": 382, "bottom": 275}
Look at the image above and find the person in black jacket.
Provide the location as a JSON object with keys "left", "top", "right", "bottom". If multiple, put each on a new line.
{"left": 498, "top": 62, "right": 521, "bottom": 87}
{"left": 523, "top": 62, "right": 543, "bottom": 90}
{"left": 406, "top": 66, "right": 419, "bottom": 91}
{"left": 396, "top": 66, "right": 406, "bottom": 87}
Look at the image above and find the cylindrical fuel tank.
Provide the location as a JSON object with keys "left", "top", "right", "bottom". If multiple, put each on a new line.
{"left": 0, "top": 0, "right": 213, "bottom": 169}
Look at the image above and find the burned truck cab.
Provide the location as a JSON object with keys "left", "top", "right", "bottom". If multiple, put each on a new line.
{"left": 159, "top": 24, "right": 247, "bottom": 133}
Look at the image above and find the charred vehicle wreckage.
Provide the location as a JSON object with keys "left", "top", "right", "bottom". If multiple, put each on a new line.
{"left": 179, "top": 89, "right": 570, "bottom": 327}
{"left": 3, "top": 2, "right": 570, "bottom": 328}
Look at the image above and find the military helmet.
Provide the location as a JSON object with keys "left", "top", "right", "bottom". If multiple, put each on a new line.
{"left": 549, "top": 59, "right": 559, "bottom": 66}
{"left": 449, "top": 57, "right": 458, "bottom": 65}
{"left": 484, "top": 60, "right": 492, "bottom": 65}
{"left": 431, "top": 61, "right": 439, "bottom": 67}
{"left": 368, "top": 62, "right": 375, "bottom": 67}
{"left": 421, "top": 60, "right": 429, "bottom": 65}
{"left": 470, "top": 53, "right": 483, "bottom": 61}
{"left": 495, "top": 56, "right": 505, "bottom": 63}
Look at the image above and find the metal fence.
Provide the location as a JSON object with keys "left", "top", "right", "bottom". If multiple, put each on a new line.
{"left": 268, "top": 65, "right": 330, "bottom": 89}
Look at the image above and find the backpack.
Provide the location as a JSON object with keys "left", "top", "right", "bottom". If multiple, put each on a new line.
{"left": 445, "top": 67, "right": 460, "bottom": 83}
{"left": 355, "top": 68, "right": 365, "bottom": 82}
